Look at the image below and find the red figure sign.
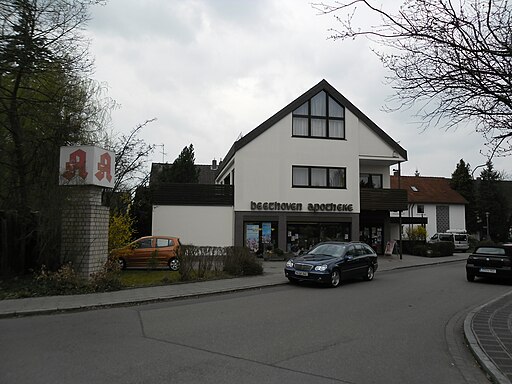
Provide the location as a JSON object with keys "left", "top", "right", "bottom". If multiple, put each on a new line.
{"left": 95, "top": 152, "right": 113, "bottom": 182}
{"left": 62, "top": 149, "right": 88, "bottom": 181}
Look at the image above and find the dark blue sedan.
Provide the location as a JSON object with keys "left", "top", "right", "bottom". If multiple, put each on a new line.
{"left": 284, "top": 242, "right": 378, "bottom": 287}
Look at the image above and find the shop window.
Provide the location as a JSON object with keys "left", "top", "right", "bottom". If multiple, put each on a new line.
{"left": 244, "top": 222, "right": 278, "bottom": 255}
{"left": 360, "top": 173, "right": 382, "bottom": 189}
{"left": 293, "top": 166, "right": 346, "bottom": 189}
{"left": 287, "top": 222, "right": 351, "bottom": 253}
{"left": 292, "top": 91, "right": 345, "bottom": 139}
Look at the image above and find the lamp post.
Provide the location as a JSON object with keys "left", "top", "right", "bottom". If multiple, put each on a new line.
{"left": 485, "top": 211, "right": 490, "bottom": 239}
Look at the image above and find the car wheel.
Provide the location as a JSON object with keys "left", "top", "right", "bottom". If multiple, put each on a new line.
{"left": 330, "top": 269, "right": 341, "bottom": 288}
{"left": 118, "top": 258, "right": 126, "bottom": 270}
{"left": 466, "top": 272, "right": 475, "bottom": 282}
{"left": 288, "top": 277, "right": 299, "bottom": 285}
{"left": 168, "top": 258, "right": 180, "bottom": 271}
{"left": 364, "top": 265, "right": 375, "bottom": 281}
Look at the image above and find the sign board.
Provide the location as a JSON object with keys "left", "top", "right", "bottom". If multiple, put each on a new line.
{"left": 384, "top": 240, "right": 396, "bottom": 256}
{"left": 59, "top": 146, "right": 115, "bottom": 188}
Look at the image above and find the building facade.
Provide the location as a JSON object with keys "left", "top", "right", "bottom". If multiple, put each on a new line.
{"left": 153, "top": 80, "right": 407, "bottom": 254}
{"left": 390, "top": 175, "right": 468, "bottom": 238}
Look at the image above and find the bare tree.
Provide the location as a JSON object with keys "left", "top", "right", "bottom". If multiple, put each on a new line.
{"left": 110, "top": 118, "right": 156, "bottom": 195}
{"left": 314, "top": 0, "right": 512, "bottom": 159}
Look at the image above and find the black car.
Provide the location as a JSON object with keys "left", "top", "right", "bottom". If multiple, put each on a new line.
{"left": 284, "top": 241, "right": 378, "bottom": 287}
{"left": 466, "top": 244, "right": 512, "bottom": 282}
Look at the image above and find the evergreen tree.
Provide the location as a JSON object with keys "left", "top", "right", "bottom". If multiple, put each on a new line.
{"left": 476, "top": 162, "right": 509, "bottom": 242}
{"left": 450, "top": 159, "right": 477, "bottom": 233}
{"left": 159, "top": 144, "right": 199, "bottom": 183}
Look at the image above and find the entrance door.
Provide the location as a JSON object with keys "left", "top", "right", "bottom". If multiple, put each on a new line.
{"left": 360, "top": 225, "right": 384, "bottom": 254}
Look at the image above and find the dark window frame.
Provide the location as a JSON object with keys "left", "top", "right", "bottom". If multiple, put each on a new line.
{"left": 292, "top": 165, "right": 346, "bottom": 189}
{"left": 292, "top": 91, "right": 345, "bottom": 140}
{"left": 359, "top": 173, "right": 383, "bottom": 189}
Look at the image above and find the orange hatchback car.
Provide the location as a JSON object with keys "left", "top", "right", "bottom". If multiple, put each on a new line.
{"left": 112, "top": 236, "right": 181, "bottom": 271}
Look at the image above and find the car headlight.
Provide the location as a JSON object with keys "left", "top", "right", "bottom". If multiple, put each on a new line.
{"left": 314, "top": 264, "right": 328, "bottom": 271}
{"left": 286, "top": 260, "right": 294, "bottom": 268}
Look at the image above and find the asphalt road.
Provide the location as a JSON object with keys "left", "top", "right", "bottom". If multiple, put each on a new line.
{"left": 1, "top": 262, "right": 511, "bottom": 384}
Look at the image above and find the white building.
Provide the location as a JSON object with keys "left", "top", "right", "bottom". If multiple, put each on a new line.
{"left": 153, "top": 80, "right": 408, "bottom": 254}
{"left": 390, "top": 175, "right": 468, "bottom": 238}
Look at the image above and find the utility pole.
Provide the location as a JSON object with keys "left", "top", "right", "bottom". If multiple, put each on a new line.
{"left": 485, "top": 211, "right": 490, "bottom": 239}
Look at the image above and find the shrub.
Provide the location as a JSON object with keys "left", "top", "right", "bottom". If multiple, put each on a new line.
{"left": 34, "top": 263, "right": 88, "bottom": 295}
{"left": 402, "top": 240, "right": 426, "bottom": 255}
{"left": 177, "top": 245, "right": 195, "bottom": 281}
{"left": 405, "top": 226, "right": 427, "bottom": 241}
{"left": 426, "top": 241, "right": 454, "bottom": 257}
{"left": 224, "top": 246, "right": 263, "bottom": 276}
{"left": 32, "top": 258, "right": 123, "bottom": 295}
{"left": 409, "top": 243, "right": 428, "bottom": 256}
{"left": 108, "top": 211, "right": 135, "bottom": 252}
{"left": 147, "top": 250, "right": 159, "bottom": 270}
{"left": 178, "top": 245, "right": 226, "bottom": 281}
{"left": 90, "top": 257, "right": 122, "bottom": 292}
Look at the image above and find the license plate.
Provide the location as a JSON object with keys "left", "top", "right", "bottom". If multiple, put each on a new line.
{"left": 295, "top": 271, "right": 308, "bottom": 277}
{"left": 480, "top": 268, "right": 496, "bottom": 274}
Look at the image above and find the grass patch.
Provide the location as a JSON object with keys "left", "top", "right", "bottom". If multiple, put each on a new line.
{"left": 120, "top": 269, "right": 181, "bottom": 287}
{"left": 120, "top": 269, "right": 231, "bottom": 287}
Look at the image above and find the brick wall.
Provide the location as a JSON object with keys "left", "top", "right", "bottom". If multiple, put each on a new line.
{"left": 61, "top": 186, "right": 109, "bottom": 278}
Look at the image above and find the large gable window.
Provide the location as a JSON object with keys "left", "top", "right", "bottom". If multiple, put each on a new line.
{"left": 292, "top": 91, "right": 345, "bottom": 139}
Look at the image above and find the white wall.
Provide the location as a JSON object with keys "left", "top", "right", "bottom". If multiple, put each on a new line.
{"left": 449, "top": 205, "right": 466, "bottom": 232}
{"left": 393, "top": 203, "right": 466, "bottom": 238}
{"left": 152, "top": 205, "right": 234, "bottom": 246}
{"left": 232, "top": 111, "right": 361, "bottom": 213}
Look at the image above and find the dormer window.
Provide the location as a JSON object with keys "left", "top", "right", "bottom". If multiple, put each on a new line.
{"left": 292, "top": 91, "right": 345, "bottom": 139}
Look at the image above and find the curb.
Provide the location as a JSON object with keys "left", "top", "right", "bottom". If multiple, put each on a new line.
{"left": 464, "top": 291, "right": 512, "bottom": 384}
{"left": 0, "top": 256, "right": 467, "bottom": 319}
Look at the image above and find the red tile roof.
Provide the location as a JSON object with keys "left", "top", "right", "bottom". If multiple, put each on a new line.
{"left": 390, "top": 175, "right": 468, "bottom": 204}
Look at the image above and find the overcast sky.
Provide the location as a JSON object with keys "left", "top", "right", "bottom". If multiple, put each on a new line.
{"left": 86, "top": 0, "right": 511, "bottom": 179}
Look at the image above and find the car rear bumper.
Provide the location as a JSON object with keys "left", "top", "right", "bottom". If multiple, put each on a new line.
{"left": 466, "top": 265, "right": 512, "bottom": 279}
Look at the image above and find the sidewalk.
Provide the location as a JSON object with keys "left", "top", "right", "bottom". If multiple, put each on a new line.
{"left": 0, "top": 253, "right": 467, "bottom": 318}
{"left": 1, "top": 252, "right": 509, "bottom": 383}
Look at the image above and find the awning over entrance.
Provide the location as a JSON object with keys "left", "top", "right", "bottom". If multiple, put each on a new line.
{"left": 390, "top": 216, "right": 428, "bottom": 225}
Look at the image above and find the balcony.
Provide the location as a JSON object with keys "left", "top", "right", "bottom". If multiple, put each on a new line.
{"left": 360, "top": 188, "right": 407, "bottom": 211}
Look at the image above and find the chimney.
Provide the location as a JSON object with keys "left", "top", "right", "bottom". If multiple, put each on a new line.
{"left": 211, "top": 159, "right": 218, "bottom": 170}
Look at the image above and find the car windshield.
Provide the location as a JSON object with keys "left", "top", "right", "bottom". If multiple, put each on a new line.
{"left": 308, "top": 244, "right": 346, "bottom": 257}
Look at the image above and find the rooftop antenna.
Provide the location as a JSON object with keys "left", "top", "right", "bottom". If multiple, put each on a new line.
{"left": 155, "top": 144, "right": 167, "bottom": 163}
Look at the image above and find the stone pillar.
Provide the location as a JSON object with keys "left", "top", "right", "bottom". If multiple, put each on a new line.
{"left": 61, "top": 186, "right": 109, "bottom": 278}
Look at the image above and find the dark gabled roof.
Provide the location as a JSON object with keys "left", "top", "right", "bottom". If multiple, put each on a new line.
{"left": 390, "top": 175, "right": 468, "bottom": 205}
{"left": 217, "top": 79, "right": 408, "bottom": 176}
{"left": 150, "top": 163, "right": 219, "bottom": 185}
